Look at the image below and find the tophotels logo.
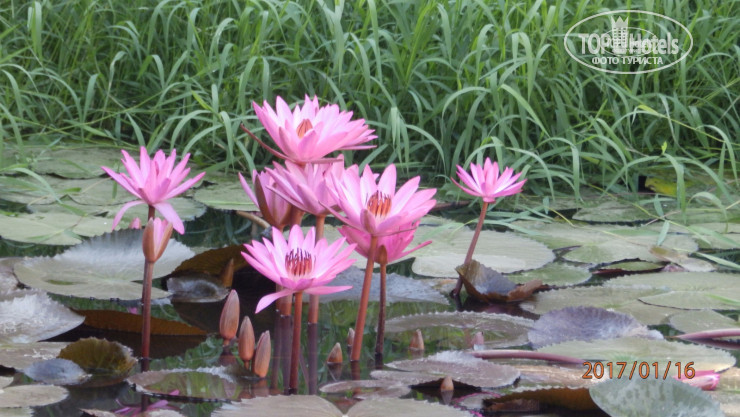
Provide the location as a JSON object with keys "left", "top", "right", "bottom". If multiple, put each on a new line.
{"left": 564, "top": 10, "right": 693, "bottom": 74}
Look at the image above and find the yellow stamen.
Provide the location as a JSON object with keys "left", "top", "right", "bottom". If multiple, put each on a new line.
{"left": 366, "top": 191, "right": 392, "bottom": 218}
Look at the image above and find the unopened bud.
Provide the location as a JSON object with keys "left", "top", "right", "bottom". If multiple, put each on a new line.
{"left": 409, "top": 329, "right": 424, "bottom": 351}
{"left": 326, "top": 343, "right": 343, "bottom": 364}
{"left": 219, "top": 290, "right": 240, "bottom": 345}
{"left": 219, "top": 258, "right": 235, "bottom": 288}
{"left": 238, "top": 316, "right": 255, "bottom": 363}
{"left": 252, "top": 331, "right": 271, "bottom": 378}
{"left": 347, "top": 328, "right": 355, "bottom": 348}
{"left": 471, "top": 331, "right": 485, "bottom": 348}
{"left": 440, "top": 375, "right": 454, "bottom": 392}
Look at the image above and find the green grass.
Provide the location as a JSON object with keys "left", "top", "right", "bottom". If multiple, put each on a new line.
{"left": 1, "top": 0, "right": 738, "bottom": 206}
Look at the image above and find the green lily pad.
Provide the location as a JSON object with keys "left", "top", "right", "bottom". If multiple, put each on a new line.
{"left": 58, "top": 337, "right": 136, "bottom": 377}
{"left": 385, "top": 311, "right": 533, "bottom": 349}
{"left": 517, "top": 221, "right": 698, "bottom": 265}
{"left": 596, "top": 261, "right": 663, "bottom": 274}
{"left": 14, "top": 229, "right": 192, "bottom": 300}
{"left": 0, "top": 290, "right": 84, "bottom": 343}
{"left": 0, "top": 342, "right": 69, "bottom": 369}
{"left": 32, "top": 147, "right": 125, "bottom": 179}
{"left": 669, "top": 310, "right": 740, "bottom": 337}
{"left": 192, "top": 179, "right": 257, "bottom": 212}
{"left": 646, "top": 222, "right": 740, "bottom": 250}
{"left": 538, "top": 337, "right": 736, "bottom": 375}
{"left": 589, "top": 377, "right": 723, "bottom": 417}
{"left": 528, "top": 306, "right": 660, "bottom": 349}
{"left": 520, "top": 286, "right": 683, "bottom": 325}
{"left": 606, "top": 272, "right": 740, "bottom": 310}
{"left": 411, "top": 225, "right": 554, "bottom": 277}
{"left": 214, "top": 396, "right": 472, "bottom": 417}
{"left": 377, "top": 351, "right": 520, "bottom": 389}
{"left": 508, "top": 263, "right": 592, "bottom": 286}
{"left": 573, "top": 200, "right": 653, "bottom": 223}
{"left": 0, "top": 212, "right": 116, "bottom": 245}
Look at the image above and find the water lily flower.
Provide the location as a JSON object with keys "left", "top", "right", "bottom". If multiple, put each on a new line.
{"left": 338, "top": 221, "right": 430, "bottom": 263}
{"left": 239, "top": 170, "right": 297, "bottom": 230}
{"left": 329, "top": 164, "right": 437, "bottom": 236}
{"left": 452, "top": 158, "right": 526, "bottom": 203}
{"left": 242, "top": 225, "right": 356, "bottom": 313}
{"left": 102, "top": 147, "right": 205, "bottom": 234}
{"left": 247, "top": 95, "right": 376, "bottom": 164}
{"left": 267, "top": 158, "right": 344, "bottom": 216}
{"left": 451, "top": 157, "right": 525, "bottom": 296}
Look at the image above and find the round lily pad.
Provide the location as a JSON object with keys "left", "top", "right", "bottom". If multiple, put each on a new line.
{"left": 128, "top": 370, "right": 246, "bottom": 401}
{"left": 0, "top": 384, "right": 68, "bottom": 408}
{"left": 520, "top": 286, "right": 683, "bottom": 325}
{"left": 607, "top": 272, "right": 740, "bottom": 310}
{"left": 0, "top": 211, "right": 115, "bottom": 245}
{"left": 14, "top": 229, "right": 192, "bottom": 300}
{"left": 589, "top": 377, "right": 723, "bottom": 417}
{"left": 385, "top": 311, "right": 534, "bottom": 349}
{"left": 669, "top": 310, "right": 740, "bottom": 338}
{"left": 538, "top": 337, "right": 736, "bottom": 375}
{"left": 508, "top": 263, "right": 591, "bottom": 286}
{"left": 411, "top": 225, "right": 554, "bottom": 277}
{"left": 573, "top": 200, "right": 654, "bottom": 223}
{"left": 59, "top": 337, "right": 136, "bottom": 377}
{"left": 23, "top": 358, "right": 89, "bottom": 385}
{"left": 32, "top": 147, "right": 124, "bottom": 179}
{"left": 0, "top": 290, "right": 84, "bottom": 343}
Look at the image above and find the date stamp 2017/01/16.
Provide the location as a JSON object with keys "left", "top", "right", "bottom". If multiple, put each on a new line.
{"left": 582, "top": 361, "right": 695, "bottom": 380}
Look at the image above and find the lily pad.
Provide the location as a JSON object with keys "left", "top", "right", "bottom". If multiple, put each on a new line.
{"left": 573, "top": 200, "right": 653, "bottom": 223}
{"left": 528, "top": 306, "right": 661, "bottom": 349}
{"left": 214, "top": 396, "right": 472, "bottom": 417}
{"left": 32, "top": 147, "right": 124, "bottom": 178}
{"left": 0, "top": 383, "right": 68, "bottom": 408}
{"left": 14, "top": 229, "right": 192, "bottom": 300}
{"left": 22, "top": 358, "right": 89, "bottom": 385}
{"left": 0, "top": 290, "right": 84, "bottom": 343}
{"left": 484, "top": 386, "right": 596, "bottom": 411}
{"left": 385, "top": 311, "right": 534, "bottom": 349}
{"left": 669, "top": 310, "right": 740, "bottom": 339}
{"left": 518, "top": 221, "right": 698, "bottom": 265}
{"left": 0, "top": 211, "right": 116, "bottom": 245}
{"left": 514, "top": 364, "right": 598, "bottom": 388}
{"left": 319, "top": 380, "right": 411, "bottom": 400}
{"left": 595, "top": 261, "right": 663, "bottom": 274}
{"left": 58, "top": 338, "right": 137, "bottom": 377}
{"left": 0, "top": 342, "right": 69, "bottom": 369}
{"left": 376, "top": 351, "right": 520, "bottom": 389}
{"left": 538, "top": 337, "right": 736, "bottom": 375}
{"left": 128, "top": 370, "right": 246, "bottom": 401}
{"left": 192, "top": 180, "right": 258, "bottom": 212}
{"left": 520, "top": 286, "right": 683, "bottom": 325}
{"left": 589, "top": 377, "right": 723, "bottom": 417}
{"left": 607, "top": 272, "right": 740, "bottom": 310}
{"left": 320, "top": 267, "right": 449, "bottom": 305}
{"left": 411, "top": 225, "right": 554, "bottom": 277}
{"left": 508, "top": 263, "right": 592, "bottom": 286}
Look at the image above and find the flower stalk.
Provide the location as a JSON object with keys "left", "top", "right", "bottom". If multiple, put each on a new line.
{"left": 374, "top": 245, "right": 388, "bottom": 357}
{"left": 453, "top": 201, "right": 489, "bottom": 296}
{"left": 351, "top": 235, "right": 377, "bottom": 362}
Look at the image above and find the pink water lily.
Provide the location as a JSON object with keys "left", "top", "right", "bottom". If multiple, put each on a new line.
{"left": 329, "top": 164, "right": 437, "bottom": 236}
{"left": 339, "top": 221, "right": 430, "bottom": 263}
{"left": 453, "top": 158, "right": 526, "bottom": 203}
{"left": 248, "top": 95, "right": 376, "bottom": 164}
{"left": 102, "top": 147, "right": 205, "bottom": 234}
{"left": 242, "top": 225, "right": 356, "bottom": 313}
{"left": 239, "top": 170, "right": 296, "bottom": 230}
{"left": 267, "top": 158, "right": 344, "bottom": 216}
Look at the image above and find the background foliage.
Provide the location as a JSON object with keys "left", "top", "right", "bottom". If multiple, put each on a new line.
{"left": 1, "top": 0, "right": 737, "bottom": 199}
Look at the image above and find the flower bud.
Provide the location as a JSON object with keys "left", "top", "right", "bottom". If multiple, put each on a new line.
{"left": 326, "top": 342, "right": 343, "bottom": 364}
{"left": 142, "top": 218, "right": 173, "bottom": 263}
{"left": 252, "top": 331, "right": 271, "bottom": 378}
{"left": 409, "top": 329, "right": 424, "bottom": 351}
{"left": 219, "top": 290, "right": 240, "bottom": 345}
{"left": 238, "top": 316, "right": 255, "bottom": 363}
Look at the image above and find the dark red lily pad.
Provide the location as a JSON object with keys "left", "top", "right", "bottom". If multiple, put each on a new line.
{"left": 457, "top": 260, "right": 543, "bottom": 303}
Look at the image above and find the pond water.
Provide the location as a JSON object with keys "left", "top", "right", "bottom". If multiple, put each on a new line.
{"left": 2, "top": 202, "right": 739, "bottom": 416}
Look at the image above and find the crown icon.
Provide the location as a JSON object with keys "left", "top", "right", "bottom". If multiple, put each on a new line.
{"left": 611, "top": 17, "right": 628, "bottom": 30}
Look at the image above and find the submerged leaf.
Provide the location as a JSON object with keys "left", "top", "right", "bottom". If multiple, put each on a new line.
{"left": 589, "top": 377, "right": 723, "bottom": 417}
{"left": 14, "top": 229, "right": 192, "bottom": 300}
{"left": 385, "top": 311, "right": 534, "bottom": 349}
{"left": 320, "top": 380, "right": 411, "bottom": 399}
{"left": 128, "top": 370, "right": 245, "bottom": 401}
{"left": 528, "top": 306, "right": 661, "bottom": 349}
{"left": 76, "top": 310, "right": 206, "bottom": 336}
{"left": 0, "top": 290, "right": 84, "bottom": 343}
{"left": 484, "top": 386, "right": 596, "bottom": 411}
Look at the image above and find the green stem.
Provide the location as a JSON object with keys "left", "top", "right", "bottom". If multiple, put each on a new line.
{"left": 351, "top": 235, "right": 378, "bottom": 362}
{"left": 453, "top": 201, "right": 489, "bottom": 296}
